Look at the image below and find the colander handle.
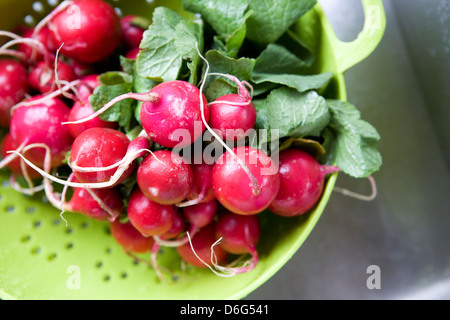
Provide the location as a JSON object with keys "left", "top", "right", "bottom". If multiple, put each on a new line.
{"left": 328, "top": 0, "right": 386, "bottom": 73}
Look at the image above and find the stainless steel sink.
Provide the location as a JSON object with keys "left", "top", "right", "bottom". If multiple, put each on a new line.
{"left": 246, "top": 0, "right": 450, "bottom": 300}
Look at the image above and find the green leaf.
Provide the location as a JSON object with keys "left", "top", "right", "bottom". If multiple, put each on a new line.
{"left": 265, "top": 87, "right": 330, "bottom": 138}
{"left": 325, "top": 99, "right": 382, "bottom": 178}
{"left": 181, "top": 0, "right": 249, "bottom": 41}
{"left": 246, "top": 0, "right": 317, "bottom": 44}
{"left": 136, "top": 7, "right": 185, "bottom": 82}
{"left": 252, "top": 72, "right": 332, "bottom": 93}
{"left": 120, "top": 56, "right": 156, "bottom": 94}
{"left": 204, "top": 49, "right": 256, "bottom": 81}
{"left": 120, "top": 56, "right": 156, "bottom": 124}
{"left": 174, "top": 19, "right": 204, "bottom": 85}
{"left": 254, "top": 43, "right": 307, "bottom": 74}
{"left": 89, "top": 71, "right": 135, "bottom": 131}
{"left": 136, "top": 7, "right": 204, "bottom": 84}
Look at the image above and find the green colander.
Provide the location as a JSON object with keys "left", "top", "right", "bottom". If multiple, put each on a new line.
{"left": 0, "top": 0, "right": 386, "bottom": 300}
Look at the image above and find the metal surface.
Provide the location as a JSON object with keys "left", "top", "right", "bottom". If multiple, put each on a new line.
{"left": 246, "top": 0, "right": 450, "bottom": 300}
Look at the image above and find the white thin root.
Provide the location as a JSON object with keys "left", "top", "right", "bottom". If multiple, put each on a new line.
{"left": 333, "top": 175, "right": 378, "bottom": 201}
{"left": 33, "top": 0, "right": 74, "bottom": 37}
{"left": 61, "top": 92, "right": 159, "bottom": 126}
{"left": 8, "top": 149, "right": 133, "bottom": 190}
{"left": 10, "top": 79, "right": 82, "bottom": 115}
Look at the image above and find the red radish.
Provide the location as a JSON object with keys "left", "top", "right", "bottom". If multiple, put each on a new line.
{"left": 15, "top": 128, "right": 151, "bottom": 191}
{"left": 62, "top": 80, "right": 209, "bottom": 149}
{"left": 28, "top": 59, "right": 77, "bottom": 94}
{"left": 208, "top": 76, "right": 256, "bottom": 142}
{"left": 66, "top": 184, "right": 124, "bottom": 221}
{"left": 67, "top": 95, "right": 118, "bottom": 138}
{"left": 209, "top": 93, "right": 256, "bottom": 141}
{"left": 47, "top": 0, "right": 122, "bottom": 63}
{"left": 0, "top": 132, "right": 40, "bottom": 180}
{"left": 177, "top": 223, "right": 228, "bottom": 269}
{"left": 212, "top": 146, "right": 280, "bottom": 215}
{"left": 177, "top": 162, "right": 215, "bottom": 207}
{"left": 8, "top": 96, "right": 73, "bottom": 169}
{"left": 18, "top": 26, "right": 57, "bottom": 61}
{"left": 0, "top": 58, "right": 29, "bottom": 127}
{"left": 120, "top": 15, "right": 147, "bottom": 49}
{"left": 214, "top": 211, "right": 260, "bottom": 274}
{"left": 269, "top": 148, "right": 340, "bottom": 217}
{"left": 154, "top": 200, "right": 218, "bottom": 249}
{"left": 110, "top": 219, "right": 155, "bottom": 254}
{"left": 127, "top": 187, "right": 177, "bottom": 237}
{"left": 182, "top": 200, "right": 218, "bottom": 232}
{"left": 0, "top": 30, "right": 51, "bottom": 64}
{"left": 139, "top": 80, "right": 209, "bottom": 148}
{"left": 137, "top": 150, "right": 194, "bottom": 205}
{"left": 77, "top": 74, "right": 100, "bottom": 97}
{"left": 69, "top": 127, "right": 134, "bottom": 186}
{"left": 157, "top": 211, "right": 187, "bottom": 241}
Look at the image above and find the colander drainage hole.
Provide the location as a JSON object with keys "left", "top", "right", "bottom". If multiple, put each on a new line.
{"left": 27, "top": 206, "right": 36, "bottom": 214}
{"left": 33, "top": 220, "right": 42, "bottom": 228}
{"left": 6, "top": 205, "right": 15, "bottom": 213}
{"left": 47, "top": 253, "right": 57, "bottom": 261}
{"left": 65, "top": 242, "right": 74, "bottom": 250}
{"left": 31, "top": 246, "right": 41, "bottom": 255}
{"left": 21, "top": 235, "right": 32, "bottom": 243}
{"left": 103, "top": 274, "right": 111, "bottom": 282}
{"left": 96, "top": 261, "right": 103, "bottom": 268}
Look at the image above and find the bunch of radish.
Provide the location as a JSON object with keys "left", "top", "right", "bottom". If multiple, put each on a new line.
{"left": 0, "top": 0, "right": 364, "bottom": 280}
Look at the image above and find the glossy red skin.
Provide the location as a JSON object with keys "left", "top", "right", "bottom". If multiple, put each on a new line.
{"left": 10, "top": 96, "right": 73, "bottom": 168}
{"left": 69, "top": 127, "right": 133, "bottom": 185}
{"left": 0, "top": 59, "right": 29, "bottom": 127}
{"left": 187, "top": 162, "right": 215, "bottom": 202}
{"left": 176, "top": 223, "right": 228, "bottom": 268}
{"left": 67, "top": 96, "right": 118, "bottom": 138}
{"left": 18, "top": 26, "right": 57, "bottom": 61}
{"left": 159, "top": 211, "right": 186, "bottom": 240}
{"left": 0, "top": 132, "right": 41, "bottom": 179}
{"left": 120, "top": 15, "right": 146, "bottom": 49}
{"left": 269, "top": 148, "right": 327, "bottom": 217}
{"left": 127, "top": 188, "right": 177, "bottom": 237}
{"left": 140, "top": 80, "right": 209, "bottom": 148}
{"left": 77, "top": 74, "right": 100, "bottom": 99}
{"left": 28, "top": 60, "right": 77, "bottom": 94}
{"left": 182, "top": 200, "right": 218, "bottom": 229}
{"left": 209, "top": 93, "right": 256, "bottom": 141}
{"left": 215, "top": 211, "right": 260, "bottom": 255}
{"left": 110, "top": 220, "right": 155, "bottom": 253}
{"left": 68, "top": 186, "right": 123, "bottom": 221}
{"left": 137, "top": 150, "right": 194, "bottom": 205}
{"left": 212, "top": 146, "right": 280, "bottom": 215}
{"left": 48, "top": 0, "right": 122, "bottom": 63}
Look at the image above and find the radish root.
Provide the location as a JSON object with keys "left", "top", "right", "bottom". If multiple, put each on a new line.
{"left": 333, "top": 175, "right": 378, "bottom": 201}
